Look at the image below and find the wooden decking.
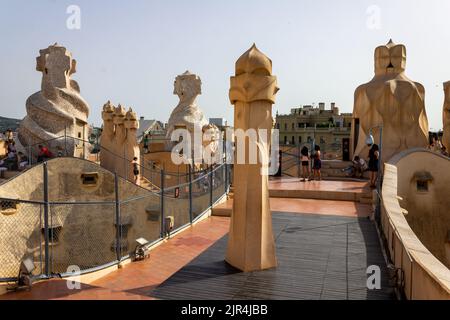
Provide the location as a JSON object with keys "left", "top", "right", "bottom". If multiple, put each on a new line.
{"left": 150, "top": 212, "right": 394, "bottom": 300}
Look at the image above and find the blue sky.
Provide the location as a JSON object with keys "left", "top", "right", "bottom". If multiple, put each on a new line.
{"left": 0, "top": 0, "right": 449, "bottom": 130}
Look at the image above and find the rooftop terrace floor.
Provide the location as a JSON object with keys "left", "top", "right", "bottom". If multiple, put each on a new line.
{"left": 1, "top": 210, "right": 393, "bottom": 300}
{"left": 151, "top": 212, "right": 393, "bottom": 300}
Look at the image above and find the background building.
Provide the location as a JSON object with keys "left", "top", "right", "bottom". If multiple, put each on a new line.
{"left": 275, "top": 102, "right": 352, "bottom": 159}
{"left": 0, "top": 116, "right": 21, "bottom": 134}
{"left": 137, "top": 117, "right": 166, "bottom": 143}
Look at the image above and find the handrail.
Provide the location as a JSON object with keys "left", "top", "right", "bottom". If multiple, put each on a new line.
{"left": 21, "top": 135, "right": 224, "bottom": 178}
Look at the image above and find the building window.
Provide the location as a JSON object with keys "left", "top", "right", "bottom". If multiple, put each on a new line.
{"left": 416, "top": 180, "right": 428, "bottom": 192}
{"left": 298, "top": 136, "right": 302, "bottom": 144}
{"left": 284, "top": 123, "right": 287, "bottom": 130}
{"left": 284, "top": 136, "right": 287, "bottom": 145}
{"left": 291, "top": 136, "right": 295, "bottom": 145}
{"left": 292, "top": 123, "right": 295, "bottom": 130}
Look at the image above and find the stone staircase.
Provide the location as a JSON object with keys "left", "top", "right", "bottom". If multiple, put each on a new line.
{"left": 212, "top": 178, "right": 374, "bottom": 217}
{"left": 139, "top": 176, "right": 160, "bottom": 192}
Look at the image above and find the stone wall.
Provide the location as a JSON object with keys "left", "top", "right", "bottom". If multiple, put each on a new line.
{"left": 0, "top": 157, "right": 218, "bottom": 279}
{"left": 381, "top": 149, "right": 450, "bottom": 299}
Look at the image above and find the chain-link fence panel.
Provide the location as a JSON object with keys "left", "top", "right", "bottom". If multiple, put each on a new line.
{"left": 48, "top": 203, "right": 117, "bottom": 275}
{"left": 0, "top": 200, "right": 44, "bottom": 280}
{"left": 163, "top": 182, "right": 191, "bottom": 233}
{"left": 212, "top": 165, "right": 226, "bottom": 205}
{"left": 191, "top": 172, "right": 212, "bottom": 220}
{"left": 119, "top": 193, "right": 162, "bottom": 258}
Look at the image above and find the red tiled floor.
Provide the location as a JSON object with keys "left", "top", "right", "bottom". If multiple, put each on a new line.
{"left": 214, "top": 197, "right": 371, "bottom": 218}
{"left": 0, "top": 216, "right": 230, "bottom": 300}
{"left": 269, "top": 177, "right": 370, "bottom": 193}
{"left": 1, "top": 178, "right": 373, "bottom": 300}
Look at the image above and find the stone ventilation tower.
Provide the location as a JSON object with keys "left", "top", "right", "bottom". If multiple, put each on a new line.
{"left": 124, "top": 108, "right": 140, "bottom": 179}
{"left": 226, "top": 44, "right": 279, "bottom": 272}
{"left": 100, "top": 101, "right": 115, "bottom": 171}
{"left": 100, "top": 101, "right": 140, "bottom": 181}
{"left": 443, "top": 81, "right": 450, "bottom": 152}
{"left": 18, "top": 43, "right": 90, "bottom": 158}
{"left": 351, "top": 39, "right": 429, "bottom": 162}
{"left": 165, "top": 70, "right": 222, "bottom": 165}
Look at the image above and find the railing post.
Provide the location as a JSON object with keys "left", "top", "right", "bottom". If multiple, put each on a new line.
{"left": 188, "top": 164, "right": 193, "bottom": 223}
{"left": 160, "top": 169, "right": 165, "bottom": 238}
{"left": 209, "top": 165, "right": 213, "bottom": 207}
{"left": 28, "top": 145, "right": 32, "bottom": 166}
{"left": 43, "top": 162, "right": 50, "bottom": 277}
{"left": 225, "top": 163, "right": 228, "bottom": 194}
{"left": 64, "top": 126, "right": 67, "bottom": 157}
{"left": 141, "top": 153, "right": 144, "bottom": 181}
{"left": 375, "top": 126, "right": 383, "bottom": 225}
{"left": 224, "top": 140, "right": 228, "bottom": 194}
{"left": 124, "top": 147, "right": 128, "bottom": 181}
{"left": 114, "top": 173, "right": 121, "bottom": 262}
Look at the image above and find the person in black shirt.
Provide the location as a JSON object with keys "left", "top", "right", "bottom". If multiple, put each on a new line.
{"left": 368, "top": 144, "right": 380, "bottom": 188}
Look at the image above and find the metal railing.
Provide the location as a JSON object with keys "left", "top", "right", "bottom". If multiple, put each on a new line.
{"left": 0, "top": 159, "right": 232, "bottom": 282}
{"left": 278, "top": 142, "right": 346, "bottom": 177}
{"left": 19, "top": 134, "right": 223, "bottom": 187}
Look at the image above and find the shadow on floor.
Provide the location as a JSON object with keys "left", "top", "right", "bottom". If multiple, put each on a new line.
{"left": 149, "top": 212, "right": 395, "bottom": 300}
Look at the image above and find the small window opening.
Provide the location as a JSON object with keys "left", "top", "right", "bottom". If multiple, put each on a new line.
{"left": 1, "top": 200, "right": 19, "bottom": 215}
{"left": 41, "top": 226, "right": 62, "bottom": 244}
{"left": 81, "top": 173, "right": 98, "bottom": 186}
{"left": 416, "top": 180, "right": 428, "bottom": 192}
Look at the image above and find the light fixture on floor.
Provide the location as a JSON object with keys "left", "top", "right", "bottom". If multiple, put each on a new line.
{"left": 134, "top": 237, "right": 151, "bottom": 261}
{"left": 7, "top": 257, "right": 35, "bottom": 292}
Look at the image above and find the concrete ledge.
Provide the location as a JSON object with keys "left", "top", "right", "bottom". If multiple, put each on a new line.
{"left": 381, "top": 149, "right": 450, "bottom": 300}
{"left": 269, "top": 189, "right": 360, "bottom": 202}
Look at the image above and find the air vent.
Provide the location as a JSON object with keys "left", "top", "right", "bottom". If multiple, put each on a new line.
{"left": 81, "top": 172, "right": 99, "bottom": 186}
{"left": 1, "top": 200, "right": 19, "bottom": 215}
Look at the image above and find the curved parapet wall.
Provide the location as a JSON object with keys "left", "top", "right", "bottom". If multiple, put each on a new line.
{"left": 381, "top": 148, "right": 450, "bottom": 299}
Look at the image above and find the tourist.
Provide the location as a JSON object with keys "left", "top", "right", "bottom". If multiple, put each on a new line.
{"left": 6, "top": 129, "right": 14, "bottom": 143}
{"left": 300, "top": 146, "right": 310, "bottom": 182}
{"left": 17, "top": 152, "right": 29, "bottom": 170}
{"left": 368, "top": 144, "right": 380, "bottom": 188}
{"left": 132, "top": 157, "right": 140, "bottom": 184}
{"left": 342, "top": 155, "right": 367, "bottom": 178}
{"left": 312, "top": 145, "right": 322, "bottom": 181}
{"left": 37, "top": 145, "right": 53, "bottom": 162}
{"left": 7, "top": 141, "right": 16, "bottom": 154}
{"left": 143, "top": 134, "right": 149, "bottom": 154}
{"left": 354, "top": 156, "right": 368, "bottom": 178}
{"left": 429, "top": 135, "right": 442, "bottom": 153}
{"left": 0, "top": 149, "right": 18, "bottom": 170}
